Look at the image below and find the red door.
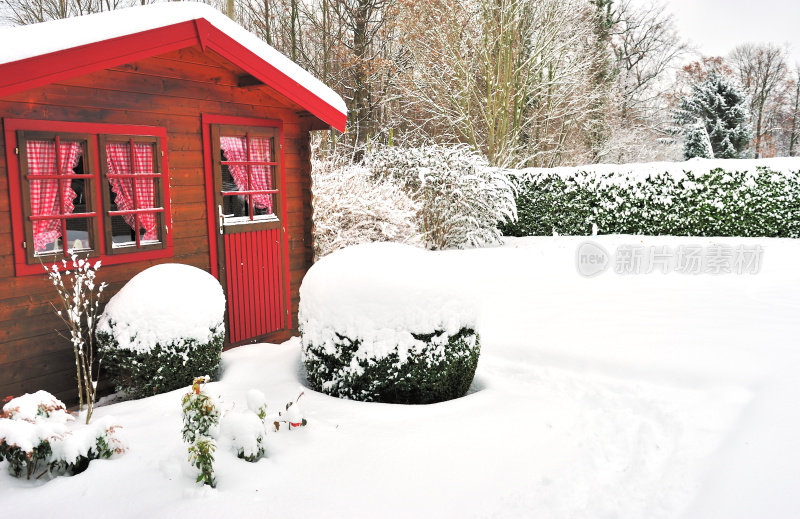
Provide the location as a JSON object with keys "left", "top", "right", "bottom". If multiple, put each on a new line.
{"left": 207, "top": 120, "right": 288, "bottom": 344}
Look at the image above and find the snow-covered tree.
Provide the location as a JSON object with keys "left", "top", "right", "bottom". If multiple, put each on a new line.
{"left": 368, "top": 144, "right": 517, "bottom": 250}
{"left": 675, "top": 70, "right": 751, "bottom": 159}
{"left": 310, "top": 155, "right": 421, "bottom": 259}
{"left": 683, "top": 120, "right": 714, "bottom": 159}
{"left": 45, "top": 254, "right": 107, "bottom": 424}
{"left": 729, "top": 43, "right": 789, "bottom": 158}
{"left": 394, "top": 0, "right": 608, "bottom": 168}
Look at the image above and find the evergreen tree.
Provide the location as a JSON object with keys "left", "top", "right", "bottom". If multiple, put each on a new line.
{"left": 683, "top": 119, "right": 714, "bottom": 159}
{"left": 676, "top": 70, "right": 751, "bottom": 158}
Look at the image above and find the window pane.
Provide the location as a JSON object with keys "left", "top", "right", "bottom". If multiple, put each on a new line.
{"left": 134, "top": 177, "right": 157, "bottom": 209}
{"left": 70, "top": 179, "right": 90, "bottom": 214}
{"left": 249, "top": 135, "right": 274, "bottom": 162}
{"left": 110, "top": 214, "right": 136, "bottom": 246}
{"left": 221, "top": 187, "right": 247, "bottom": 219}
{"left": 65, "top": 218, "right": 92, "bottom": 252}
{"left": 34, "top": 219, "right": 61, "bottom": 254}
{"left": 110, "top": 213, "right": 161, "bottom": 248}
{"left": 26, "top": 139, "right": 83, "bottom": 252}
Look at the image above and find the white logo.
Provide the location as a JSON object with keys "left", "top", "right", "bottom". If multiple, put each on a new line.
{"left": 576, "top": 241, "right": 609, "bottom": 277}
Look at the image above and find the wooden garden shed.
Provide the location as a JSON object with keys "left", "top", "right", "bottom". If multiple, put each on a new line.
{"left": 0, "top": 3, "right": 347, "bottom": 401}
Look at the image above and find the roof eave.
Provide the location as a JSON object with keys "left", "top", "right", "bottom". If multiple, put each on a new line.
{"left": 0, "top": 19, "right": 346, "bottom": 132}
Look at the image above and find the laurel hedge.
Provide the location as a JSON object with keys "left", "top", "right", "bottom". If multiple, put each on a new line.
{"left": 501, "top": 165, "right": 800, "bottom": 237}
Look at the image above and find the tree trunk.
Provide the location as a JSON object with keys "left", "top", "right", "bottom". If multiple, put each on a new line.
{"left": 263, "top": 0, "right": 272, "bottom": 45}
{"left": 790, "top": 76, "right": 800, "bottom": 156}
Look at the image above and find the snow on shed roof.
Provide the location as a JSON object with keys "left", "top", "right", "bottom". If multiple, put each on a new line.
{"left": 0, "top": 2, "right": 347, "bottom": 130}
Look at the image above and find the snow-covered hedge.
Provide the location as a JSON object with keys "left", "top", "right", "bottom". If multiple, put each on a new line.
{"left": 97, "top": 264, "right": 226, "bottom": 399}
{"left": 368, "top": 144, "right": 517, "bottom": 250}
{"left": 0, "top": 391, "right": 125, "bottom": 479}
{"left": 299, "top": 243, "right": 480, "bottom": 404}
{"left": 311, "top": 157, "right": 421, "bottom": 259}
{"left": 502, "top": 158, "right": 800, "bottom": 237}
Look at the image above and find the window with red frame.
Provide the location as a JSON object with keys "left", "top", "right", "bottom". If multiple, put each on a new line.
{"left": 17, "top": 131, "right": 100, "bottom": 262}
{"left": 10, "top": 124, "right": 170, "bottom": 271}
{"left": 211, "top": 125, "right": 281, "bottom": 232}
{"left": 99, "top": 135, "right": 166, "bottom": 254}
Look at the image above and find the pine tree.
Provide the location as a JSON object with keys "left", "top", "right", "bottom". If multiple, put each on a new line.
{"left": 683, "top": 119, "right": 714, "bottom": 159}
{"left": 676, "top": 70, "right": 751, "bottom": 158}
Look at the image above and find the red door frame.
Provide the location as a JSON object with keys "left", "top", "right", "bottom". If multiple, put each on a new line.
{"left": 201, "top": 113, "right": 292, "bottom": 331}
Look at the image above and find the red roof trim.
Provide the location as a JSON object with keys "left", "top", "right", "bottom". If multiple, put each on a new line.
{"left": 0, "top": 22, "right": 198, "bottom": 101}
{"left": 199, "top": 19, "right": 347, "bottom": 132}
{"left": 0, "top": 19, "right": 346, "bottom": 131}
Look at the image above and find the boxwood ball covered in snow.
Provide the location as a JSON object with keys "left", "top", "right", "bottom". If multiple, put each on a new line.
{"left": 299, "top": 243, "right": 480, "bottom": 404}
{"left": 97, "top": 263, "right": 226, "bottom": 398}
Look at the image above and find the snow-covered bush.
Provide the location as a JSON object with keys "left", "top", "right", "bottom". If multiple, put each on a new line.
{"left": 0, "top": 391, "right": 125, "bottom": 479}
{"left": 271, "top": 393, "right": 307, "bottom": 431}
{"left": 503, "top": 159, "right": 800, "bottom": 237}
{"left": 223, "top": 411, "right": 265, "bottom": 462}
{"left": 182, "top": 377, "right": 219, "bottom": 487}
{"left": 311, "top": 157, "right": 421, "bottom": 259}
{"left": 222, "top": 389, "right": 267, "bottom": 462}
{"left": 367, "top": 144, "right": 517, "bottom": 250}
{"left": 299, "top": 243, "right": 480, "bottom": 404}
{"left": 97, "top": 264, "right": 226, "bottom": 399}
{"left": 198, "top": 387, "right": 307, "bottom": 468}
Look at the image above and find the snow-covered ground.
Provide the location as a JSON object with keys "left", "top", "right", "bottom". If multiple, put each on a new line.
{"left": 2, "top": 235, "right": 799, "bottom": 518}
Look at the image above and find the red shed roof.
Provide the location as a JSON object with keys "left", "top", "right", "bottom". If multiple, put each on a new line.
{"left": 0, "top": 2, "right": 347, "bottom": 131}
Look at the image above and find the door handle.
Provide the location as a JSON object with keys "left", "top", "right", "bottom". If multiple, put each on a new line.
{"left": 217, "top": 205, "right": 234, "bottom": 234}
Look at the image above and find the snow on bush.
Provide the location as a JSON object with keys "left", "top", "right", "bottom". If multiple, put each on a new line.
{"left": 183, "top": 383, "right": 308, "bottom": 480}
{"left": 503, "top": 158, "right": 800, "bottom": 237}
{"left": 220, "top": 389, "right": 267, "bottom": 463}
{"left": 0, "top": 392, "right": 125, "bottom": 479}
{"left": 299, "top": 243, "right": 480, "bottom": 404}
{"left": 311, "top": 157, "right": 421, "bottom": 259}
{"left": 1, "top": 391, "right": 72, "bottom": 423}
{"left": 219, "top": 389, "right": 307, "bottom": 463}
{"left": 221, "top": 410, "right": 265, "bottom": 463}
{"left": 367, "top": 144, "right": 517, "bottom": 250}
{"left": 97, "top": 264, "right": 226, "bottom": 399}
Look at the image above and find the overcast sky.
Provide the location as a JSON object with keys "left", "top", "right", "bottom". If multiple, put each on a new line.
{"left": 653, "top": 0, "right": 800, "bottom": 65}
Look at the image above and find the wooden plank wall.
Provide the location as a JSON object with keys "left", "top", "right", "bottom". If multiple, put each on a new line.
{"left": 0, "top": 46, "right": 316, "bottom": 402}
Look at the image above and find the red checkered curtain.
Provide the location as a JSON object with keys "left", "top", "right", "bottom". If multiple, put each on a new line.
{"left": 27, "top": 139, "right": 82, "bottom": 251}
{"left": 106, "top": 142, "right": 157, "bottom": 240}
{"left": 220, "top": 136, "right": 273, "bottom": 213}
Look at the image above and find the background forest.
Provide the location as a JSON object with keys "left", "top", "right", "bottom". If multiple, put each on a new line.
{"left": 3, "top": 0, "right": 799, "bottom": 167}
